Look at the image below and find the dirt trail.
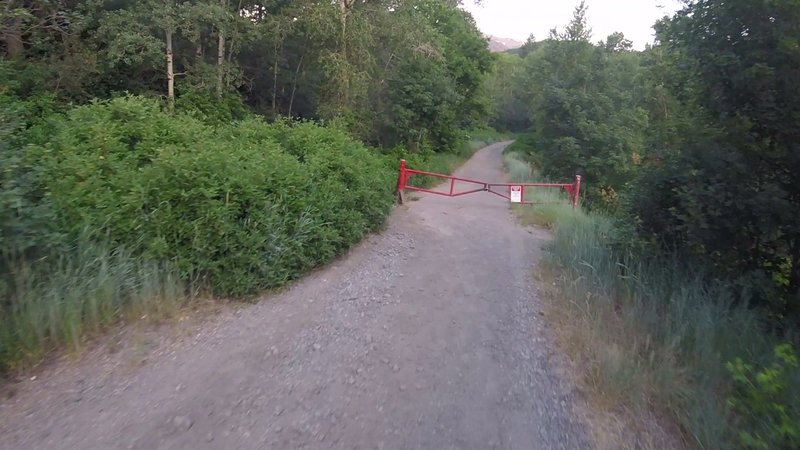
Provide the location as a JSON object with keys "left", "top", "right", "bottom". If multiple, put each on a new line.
{"left": 0, "top": 142, "right": 590, "bottom": 449}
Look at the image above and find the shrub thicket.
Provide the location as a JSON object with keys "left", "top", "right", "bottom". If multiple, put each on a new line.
{"left": 1, "top": 96, "right": 398, "bottom": 369}
{"left": 22, "top": 96, "right": 396, "bottom": 296}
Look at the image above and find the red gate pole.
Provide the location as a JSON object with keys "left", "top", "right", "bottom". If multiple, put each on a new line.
{"left": 396, "top": 159, "right": 408, "bottom": 204}
{"left": 572, "top": 175, "right": 582, "bottom": 209}
{"left": 397, "top": 159, "right": 407, "bottom": 191}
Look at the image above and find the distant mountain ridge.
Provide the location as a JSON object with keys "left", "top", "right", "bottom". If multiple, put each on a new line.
{"left": 487, "top": 35, "right": 524, "bottom": 53}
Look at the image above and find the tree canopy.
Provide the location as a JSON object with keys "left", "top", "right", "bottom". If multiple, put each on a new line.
{"left": 1, "top": 0, "right": 493, "bottom": 152}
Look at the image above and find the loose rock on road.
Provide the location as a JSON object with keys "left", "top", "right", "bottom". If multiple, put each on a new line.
{"left": 0, "top": 142, "right": 590, "bottom": 449}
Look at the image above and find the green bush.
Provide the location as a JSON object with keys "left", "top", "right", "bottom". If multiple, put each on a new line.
{"left": 22, "top": 96, "right": 395, "bottom": 296}
{"left": 727, "top": 344, "right": 800, "bottom": 450}
{"left": 175, "top": 88, "right": 251, "bottom": 124}
{"left": 1, "top": 95, "right": 396, "bottom": 369}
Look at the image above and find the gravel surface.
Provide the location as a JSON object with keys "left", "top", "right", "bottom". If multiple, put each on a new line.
{"left": 0, "top": 142, "right": 591, "bottom": 449}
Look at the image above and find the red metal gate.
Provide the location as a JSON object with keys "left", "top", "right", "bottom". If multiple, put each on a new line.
{"left": 395, "top": 159, "right": 581, "bottom": 208}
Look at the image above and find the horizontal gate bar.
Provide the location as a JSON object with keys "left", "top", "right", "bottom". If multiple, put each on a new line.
{"left": 395, "top": 159, "right": 582, "bottom": 208}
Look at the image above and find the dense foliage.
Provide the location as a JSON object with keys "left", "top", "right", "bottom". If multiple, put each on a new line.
{"left": 489, "top": 0, "right": 800, "bottom": 327}
{"left": 27, "top": 98, "right": 396, "bottom": 295}
{"left": 635, "top": 0, "right": 800, "bottom": 321}
{"left": 1, "top": 0, "right": 492, "bottom": 153}
{"left": 4, "top": 95, "right": 395, "bottom": 296}
{"left": 487, "top": 2, "right": 800, "bottom": 447}
{"left": 0, "top": 93, "right": 401, "bottom": 369}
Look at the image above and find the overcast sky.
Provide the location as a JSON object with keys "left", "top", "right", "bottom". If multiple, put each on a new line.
{"left": 461, "top": 0, "right": 683, "bottom": 50}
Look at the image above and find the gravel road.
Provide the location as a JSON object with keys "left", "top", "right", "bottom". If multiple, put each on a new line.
{"left": 0, "top": 142, "right": 590, "bottom": 449}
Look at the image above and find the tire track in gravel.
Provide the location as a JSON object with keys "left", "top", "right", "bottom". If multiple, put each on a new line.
{"left": 0, "top": 142, "right": 591, "bottom": 449}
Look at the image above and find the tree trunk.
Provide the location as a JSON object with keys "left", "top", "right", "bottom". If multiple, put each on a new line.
{"left": 166, "top": 28, "right": 175, "bottom": 111}
{"left": 216, "top": 0, "right": 227, "bottom": 97}
{"left": 216, "top": 31, "right": 225, "bottom": 96}
{"left": 2, "top": 18, "right": 24, "bottom": 58}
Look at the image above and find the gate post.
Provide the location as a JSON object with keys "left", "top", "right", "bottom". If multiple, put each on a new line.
{"left": 396, "top": 159, "right": 407, "bottom": 204}
{"left": 572, "top": 175, "right": 582, "bottom": 209}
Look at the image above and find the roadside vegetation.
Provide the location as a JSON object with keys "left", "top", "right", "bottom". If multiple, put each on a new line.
{"left": 0, "top": 1, "right": 499, "bottom": 371}
{"left": 491, "top": 2, "right": 800, "bottom": 449}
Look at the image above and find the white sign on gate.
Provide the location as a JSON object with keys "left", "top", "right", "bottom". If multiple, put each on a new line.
{"left": 510, "top": 185, "right": 523, "bottom": 203}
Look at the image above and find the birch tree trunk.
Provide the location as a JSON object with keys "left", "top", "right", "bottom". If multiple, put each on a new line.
{"left": 166, "top": 28, "right": 175, "bottom": 110}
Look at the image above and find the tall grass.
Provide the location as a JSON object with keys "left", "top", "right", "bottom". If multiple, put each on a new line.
{"left": 544, "top": 212, "right": 786, "bottom": 448}
{"left": 505, "top": 146, "right": 799, "bottom": 448}
{"left": 0, "top": 241, "right": 185, "bottom": 371}
{"left": 503, "top": 151, "right": 533, "bottom": 182}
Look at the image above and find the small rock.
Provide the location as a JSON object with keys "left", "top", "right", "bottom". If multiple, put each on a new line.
{"left": 172, "top": 415, "right": 193, "bottom": 432}
{"left": 391, "top": 364, "right": 399, "bottom": 372}
{"left": 313, "top": 343, "right": 321, "bottom": 351}
{"left": 205, "top": 433, "right": 214, "bottom": 442}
